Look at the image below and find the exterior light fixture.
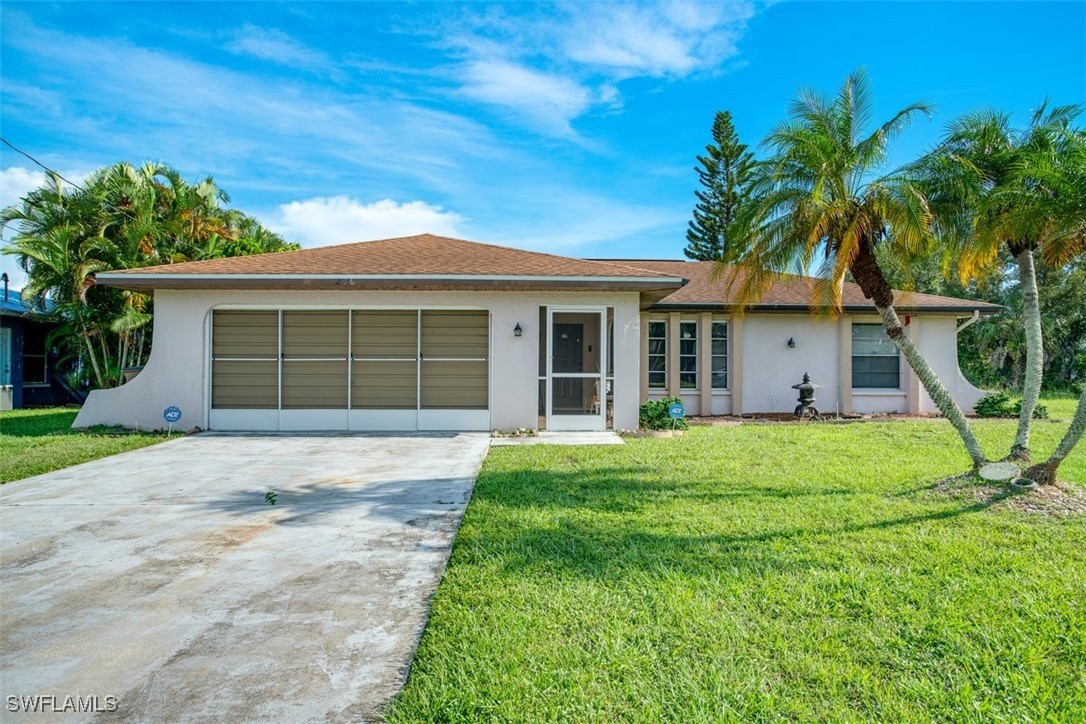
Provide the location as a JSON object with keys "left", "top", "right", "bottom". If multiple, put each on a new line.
{"left": 787, "top": 336, "right": 796, "bottom": 349}
{"left": 514, "top": 322, "right": 523, "bottom": 337}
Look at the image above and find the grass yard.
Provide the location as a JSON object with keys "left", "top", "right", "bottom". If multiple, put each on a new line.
{"left": 390, "top": 415, "right": 1086, "bottom": 721}
{"left": 0, "top": 407, "right": 167, "bottom": 484}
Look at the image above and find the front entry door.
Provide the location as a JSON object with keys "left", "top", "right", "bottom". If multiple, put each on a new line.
{"left": 547, "top": 308, "right": 606, "bottom": 431}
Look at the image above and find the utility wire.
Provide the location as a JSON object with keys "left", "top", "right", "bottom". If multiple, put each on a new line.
{"left": 1, "top": 137, "right": 91, "bottom": 195}
{"left": 0, "top": 136, "right": 144, "bottom": 225}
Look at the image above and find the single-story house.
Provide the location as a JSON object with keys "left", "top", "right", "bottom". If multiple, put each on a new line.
{"left": 74, "top": 234, "right": 999, "bottom": 432}
{"left": 1, "top": 283, "right": 81, "bottom": 410}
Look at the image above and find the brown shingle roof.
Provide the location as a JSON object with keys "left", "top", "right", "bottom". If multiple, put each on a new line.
{"left": 101, "top": 234, "right": 678, "bottom": 280}
{"left": 609, "top": 260, "right": 1002, "bottom": 313}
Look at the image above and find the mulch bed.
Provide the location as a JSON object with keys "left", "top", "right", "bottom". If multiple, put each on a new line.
{"left": 936, "top": 473, "right": 1086, "bottom": 517}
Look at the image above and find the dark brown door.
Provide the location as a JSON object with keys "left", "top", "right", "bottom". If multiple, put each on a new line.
{"left": 553, "top": 323, "right": 583, "bottom": 410}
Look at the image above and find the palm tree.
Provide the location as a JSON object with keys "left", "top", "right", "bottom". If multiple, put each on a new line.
{"left": 921, "top": 103, "right": 1083, "bottom": 463}
{"left": 1014, "top": 129, "right": 1086, "bottom": 484}
{"left": 732, "top": 69, "right": 988, "bottom": 467}
{"left": 3, "top": 162, "right": 299, "bottom": 392}
{"left": 0, "top": 176, "right": 115, "bottom": 388}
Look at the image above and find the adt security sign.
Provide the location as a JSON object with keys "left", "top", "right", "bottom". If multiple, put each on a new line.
{"left": 668, "top": 401, "right": 685, "bottom": 419}
{"left": 163, "top": 406, "right": 182, "bottom": 424}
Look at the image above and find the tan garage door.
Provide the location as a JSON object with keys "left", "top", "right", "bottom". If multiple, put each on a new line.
{"left": 210, "top": 309, "right": 490, "bottom": 431}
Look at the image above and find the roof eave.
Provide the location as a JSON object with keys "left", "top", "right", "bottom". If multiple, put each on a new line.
{"left": 648, "top": 302, "right": 1003, "bottom": 314}
{"left": 93, "top": 272, "right": 686, "bottom": 293}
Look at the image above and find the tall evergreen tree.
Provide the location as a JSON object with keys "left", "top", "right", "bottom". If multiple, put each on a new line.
{"left": 684, "top": 111, "right": 755, "bottom": 261}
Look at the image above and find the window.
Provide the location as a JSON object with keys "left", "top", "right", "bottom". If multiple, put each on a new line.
{"left": 22, "top": 325, "right": 48, "bottom": 386}
{"left": 711, "top": 321, "right": 728, "bottom": 389}
{"left": 852, "top": 323, "right": 900, "bottom": 388}
{"left": 679, "top": 320, "right": 697, "bottom": 389}
{"left": 647, "top": 320, "right": 666, "bottom": 388}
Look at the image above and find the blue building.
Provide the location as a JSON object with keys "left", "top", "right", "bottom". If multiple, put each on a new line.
{"left": 1, "top": 277, "right": 80, "bottom": 410}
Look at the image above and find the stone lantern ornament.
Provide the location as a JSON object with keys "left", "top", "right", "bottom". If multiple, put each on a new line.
{"left": 792, "top": 372, "right": 821, "bottom": 420}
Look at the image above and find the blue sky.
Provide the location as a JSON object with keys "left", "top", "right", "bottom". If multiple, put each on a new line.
{"left": 1, "top": 1, "right": 1084, "bottom": 287}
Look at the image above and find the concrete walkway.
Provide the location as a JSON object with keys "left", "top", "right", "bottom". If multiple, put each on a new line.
{"left": 0, "top": 433, "right": 490, "bottom": 722}
{"left": 490, "top": 431, "right": 625, "bottom": 446}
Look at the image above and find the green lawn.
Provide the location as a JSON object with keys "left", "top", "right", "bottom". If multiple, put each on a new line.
{"left": 390, "top": 416, "right": 1086, "bottom": 721}
{"left": 0, "top": 407, "right": 167, "bottom": 484}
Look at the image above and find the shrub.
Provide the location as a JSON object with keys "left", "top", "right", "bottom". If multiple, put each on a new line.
{"left": 639, "top": 396, "right": 689, "bottom": 431}
{"left": 974, "top": 391, "right": 1047, "bottom": 419}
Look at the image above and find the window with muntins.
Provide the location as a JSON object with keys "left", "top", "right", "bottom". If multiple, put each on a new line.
{"left": 648, "top": 320, "right": 666, "bottom": 388}
{"left": 711, "top": 321, "right": 728, "bottom": 389}
{"left": 679, "top": 321, "right": 697, "bottom": 389}
{"left": 852, "top": 323, "right": 900, "bottom": 388}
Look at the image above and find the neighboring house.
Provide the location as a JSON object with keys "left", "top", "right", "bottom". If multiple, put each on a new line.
{"left": 74, "top": 234, "right": 998, "bottom": 432}
{"left": 0, "top": 285, "right": 79, "bottom": 410}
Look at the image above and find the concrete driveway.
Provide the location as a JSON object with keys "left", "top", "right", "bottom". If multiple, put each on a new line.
{"left": 0, "top": 432, "right": 490, "bottom": 722}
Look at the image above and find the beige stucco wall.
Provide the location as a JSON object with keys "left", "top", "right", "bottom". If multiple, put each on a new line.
{"left": 73, "top": 288, "right": 642, "bottom": 432}
{"left": 642, "top": 311, "right": 986, "bottom": 417}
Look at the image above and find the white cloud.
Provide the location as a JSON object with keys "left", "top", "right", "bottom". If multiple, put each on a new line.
{"left": 0, "top": 166, "right": 46, "bottom": 209}
{"left": 459, "top": 60, "right": 594, "bottom": 137}
{"left": 0, "top": 166, "right": 41, "bottom": 290}
{"left": 269, "top": 196, "right": 466, "bottom": 247}
{"left": 562, "top": 1, "right": 755, "bottom": 78}
{"left": 442, "top": 1, "right": 757, "bottom": 136}
{"left": 228, "top": 24, "right": 328, "bottom": 70}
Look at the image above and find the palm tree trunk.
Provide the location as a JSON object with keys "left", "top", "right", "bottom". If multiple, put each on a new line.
{"left": 851, "top": 245, "right": 988, "bottom": 468}
{"left": 118, "top": 332, "right": 129, "bottom": 386}
{"left": 1011, "top": 247, "right": 1043, "bottom": 461}
{"left": 81, "top": 327, "right": 107, "bottom": 390}
{"left": 1022, "top": 386, "right": 1086, "bottom": 485}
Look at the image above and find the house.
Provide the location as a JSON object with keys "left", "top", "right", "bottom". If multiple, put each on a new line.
{"left": 1, "top": 281, "right": 81, "bottom": 410}
{"left": 73, "top": 234, "right": 998, "bottom": 432}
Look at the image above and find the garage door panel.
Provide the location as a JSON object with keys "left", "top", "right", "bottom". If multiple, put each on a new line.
{"left": 421, "top": 311, "right": 489, "bottom": 358}
{"left": 353, "top": 311, "right": 417, "bottom": 359}
{"left": 212, "top": 360, "right": 278, "bottom": 408}
{"left": 421, "top": 361, "right": 488, "bottom": 409}
{"left": 210, "top": 308, "right": 489, "bottom": 430}
{"left": 283, "top": 311, "right": 348, "bottom": 357}
{"left": 213, "top": 311, "right": 278, "bottom": 358}
{"left": 352, "top": 361, "right": 417, "bottom": 409}
{"left": 282, "top": 361, "right": 348, "bottom": 409}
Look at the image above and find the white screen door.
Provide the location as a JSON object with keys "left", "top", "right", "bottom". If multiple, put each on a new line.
{"left": 546, "top": 307, "right": 606, "bottom": 431}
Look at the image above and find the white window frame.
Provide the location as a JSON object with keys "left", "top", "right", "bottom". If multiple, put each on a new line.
{"left": 710, "top": 318, "right": 728, "bottom": 390}
{"left": 647, "top": 317, "right": 667, "bottom": 390}
{"left": 851, "top": 322, "right": 902, "bottom": 390}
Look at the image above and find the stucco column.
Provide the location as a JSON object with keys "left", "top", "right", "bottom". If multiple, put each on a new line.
{"left": 612, "top": 300, "right": 641, "bottom": 430}
{"left": 731, "top": 315, "right": 744, "bottom": 416}
{"left": 639, "top": 312, "right": 649, "bottom": 402}
{"left": 905, "top": 316, "right": 921, "bottom": 414}
{"left": 667, "top": 312, "right": 681, "bottom": 395}
{"left": 699, "top": 312, "right": 712, "bottom": 416}
{"left": 839, "top": 316, "right": 852, "bottom": 415}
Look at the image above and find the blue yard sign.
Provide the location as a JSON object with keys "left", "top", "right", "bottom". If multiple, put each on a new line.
{"left": 163, "top": 406, "right": 182, "bottom": 424}
{"left": 668, "top": 401, "right": 685, "bottom": 419}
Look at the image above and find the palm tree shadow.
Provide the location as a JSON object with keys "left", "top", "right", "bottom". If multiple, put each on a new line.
{"left": 199, "top": 475, "right": 476, "bottom": 526}
{"left": 475, "top": 469, "right": 1018, "bottom": 580}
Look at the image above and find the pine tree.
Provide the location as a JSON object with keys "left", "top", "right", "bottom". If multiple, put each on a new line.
{"left": 684, "top": 111, "right": 755, "bottom": 261}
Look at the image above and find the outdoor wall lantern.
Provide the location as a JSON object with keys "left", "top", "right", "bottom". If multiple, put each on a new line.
{"left": 514, "top": 322, "right": 523, "bottom": 337}
{"left": 787, "top": 336, "right": 796, "bottom": 349}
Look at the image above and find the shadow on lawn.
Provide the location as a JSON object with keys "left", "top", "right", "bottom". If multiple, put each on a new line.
{"left": 475, "top": 466, "right": 856, "bottom": 515}
{"left": 470, "top": 467, "right": 1017, "bottom": 579}
{"left": 0, "top": 409, "right": 79, "bottom": 437}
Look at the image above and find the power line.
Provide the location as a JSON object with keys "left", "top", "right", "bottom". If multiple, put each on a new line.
{"left": 0, "top": 137, "right": 91, "bottom": 195}
{"left": 0, "top": 137, "right": 143, "bottom": 226}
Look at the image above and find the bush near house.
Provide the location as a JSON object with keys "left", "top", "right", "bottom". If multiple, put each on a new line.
{"left": 974, "top": 391, "right": 1049, "bottom": 419}
{"left": 639, "top": 396, "right": 689, "bottom": 431}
